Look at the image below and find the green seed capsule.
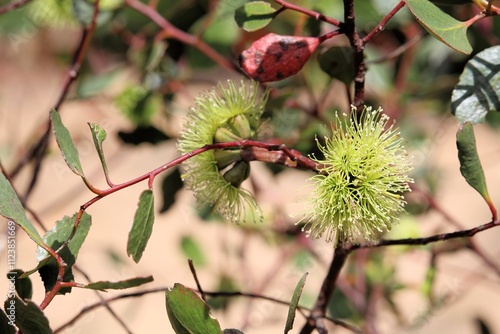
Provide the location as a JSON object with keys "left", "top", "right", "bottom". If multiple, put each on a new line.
{"left": 223, "top": 161, "right": 251, "bottom": 187}
{"left": 214, "top": 149, "right": 242, "bottom": 170}
{"left": 228, "top": 114, "right": 251, "bottom": 139}
{"left": 214, "top": 127, "right": 242, "bottom": 143}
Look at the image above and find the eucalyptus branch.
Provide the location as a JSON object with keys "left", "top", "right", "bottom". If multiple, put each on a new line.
{"left": 342, "top": 0, "right": 366, "bottom": 111}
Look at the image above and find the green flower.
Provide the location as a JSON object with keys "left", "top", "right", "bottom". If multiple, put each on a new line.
{"left": 178, "top": 80, "right": 268, "bottom": 223}
{"left": 302, "top": 106, "right": 413, "bottom": 245}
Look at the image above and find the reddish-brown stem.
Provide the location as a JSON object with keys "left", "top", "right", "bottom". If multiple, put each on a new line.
{"left": 273, "top": 0, "right": 343, "bottom": 27}
{"left": 0, "top": 0, "right": 31, "bottom": 14}
{"left": 342, "top": 0, "right": 366, "bottom": 111}
{"left": 362, "top": 1, "right": 406, "bottom": 44}
{"left": 84, "top": 140, "right": 319, "bottom": 197}
{"left": 124, "top": 0, "right": 239, "bottom": 73}
{"left": 300, "top": 246, "right": 352, "bottom": 334}
{"left": 188, "top": 260, "right": 206, "bottom": 302}
{"left": 349, "top": 219, "right": 500, "bottom": 251}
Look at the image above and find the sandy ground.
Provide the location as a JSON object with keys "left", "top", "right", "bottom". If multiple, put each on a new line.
{"left": 1, "top": 28, "right": 500, "bottom": 334}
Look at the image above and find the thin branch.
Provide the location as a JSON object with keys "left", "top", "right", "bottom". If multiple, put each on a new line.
{"left": 188, "top": 260, "right": 206, "bottom": 302}
{"left": 273, "top": 0, "right": 342, "bottom": 27}
{"left": 124, "top": 0, "right": 239, "bottom": 72}
{"left": 300, "top": 246, "right": 352, "bottom": 334}
{"left": 73, "top": 266, "right": 134, "bottom": 334}
{"left": 362, "top": 1, "right": 405, "bottom": 44}
{"left": 9, "top": 0, "right": 101, "bottom": 201}
{"left": 0, "top": 0, "right": 31, "bottom": 14}
{"left": 349, "top": 219, "right": 500, "bottom": 251}
{"left": 342, "top": 0, "right": 365, "bottom": 111}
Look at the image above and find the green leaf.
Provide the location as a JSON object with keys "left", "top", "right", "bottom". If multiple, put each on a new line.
{"left": 127, "top": 190, "right": 155, "bottom": 263}
{"left": 452, "top": 45, "right": 500, "bottom": 124}
{"left": 405, "top": 0, "right": 472, "bottom": 54}
{"left": 160, "top": 167, "right": 184, "bottom": 213}
{"left": 34, "top": 213, "right": 92, "bottom": 294}
{"left": 0, "top": 308, "right": 16, "bottom": 334}
{"left": 0, "top": 174, "right": 45, "bottom": 247}
{"left": 88, "top": 123, "right": 110, "bottom": 177}
{"left": 285, "top": 273, "right": 308, "bottom": 333}
{"left": 318, "top": 46, "right": 355, "bottom": 84}
{"left": 180, "top": 236, "right": 206, "bottom": 267}
{"left": 165, "top": 283, "right": 222, "bottom": 334}
{"left": 7, "top": 270, "right": 32, "bottom": 300}
{"left": 456, "top": 122, "right": 492, "bottom": 204}
{"left": 84, "top": 276, "right": 154, "bottom": 291}
{"left": 4, "top": 297, "right": 51, "bottom": 334}
{"left": 51, "top": 110, "right": 84, "bottom": 177}
{"left": 235, "top": 1, "right": 276, "bottom": 32}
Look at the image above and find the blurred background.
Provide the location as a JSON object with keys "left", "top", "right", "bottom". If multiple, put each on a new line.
{"left": 1, "top": 0, "right": 500, "bottom": 333}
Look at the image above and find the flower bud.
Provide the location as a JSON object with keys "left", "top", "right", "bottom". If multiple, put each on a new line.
{"left": 214, "top": 127, "right": 242, "bottom": 143}
{"left": 214, "top": 149, "right": 242, "bottom": 170}
{"left": 223, "top": 161, "right": 251, "bottom": 188}
{"left": 228, "top": 114, "right": 252, "bottom": 139}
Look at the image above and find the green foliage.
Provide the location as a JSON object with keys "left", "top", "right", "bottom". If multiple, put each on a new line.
{"left": 452, "top": 46, "right": 500, "bottom": 124}
{"left": 285, "top": 273, "right": 308, "bottom": 333}
{"left": 165, "top": 283, "right": 222, "bottom": 334}
{"left": 318, "top": 46, "right": 355, "bottom": 84}
{"left": 234, "top": 1, "right": 277, "bottom": 32}
{"left": 8, "top": 270, "right": 32, "bottom": 300}
{"left": 127, "top": 190, "right": 155, "bottom": 263}
{"left": 34, "top": 213, "right": 92, "bottom": 294}
{"left": 2, "top": 0, "right": 500, "bottom": 332}
{"left": 456, "top": 122, "right": 492, "bottom": 205}
{"left": 3, "top": 297, "right": 51, "bottom": 334}
{"left": 84, "top": 276, "right": 154, "bottom": 291}
{"left": 405, "top": 0, "right": 472, "bottom": 54}
{"left": 0, "top": 174, "right": 45, "bottom": 248}
{"left": 51, "top": 110, "right": 85, "bottom": 177}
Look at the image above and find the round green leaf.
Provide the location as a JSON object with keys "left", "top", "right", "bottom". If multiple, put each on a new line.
{"left": 452, "top": 46, "right": 500, "bottom": 124}
{"left": 235, "top": 1, "right": 276, "bottom": 32}
{"left": 318, "top": 46, "right": 355, "bottom": 84}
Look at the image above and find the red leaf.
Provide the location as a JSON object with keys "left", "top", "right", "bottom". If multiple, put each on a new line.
{"left": 239, "top": 33, "right": 320, "bottom": 83}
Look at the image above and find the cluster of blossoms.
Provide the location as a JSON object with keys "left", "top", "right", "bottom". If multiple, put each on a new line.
{"left": 178, "top": 80, "right": 412, "bottom": 245}
{"left": 178, "top": 80, "right": 268, "bottom": 223}
{"left": 301, "top": 107, "right": 413, "bottom": 246}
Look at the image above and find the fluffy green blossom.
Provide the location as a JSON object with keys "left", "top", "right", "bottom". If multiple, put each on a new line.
{"left": 178, "top": 80, "right": 268, "bottom": 223}
{"left": 302, "top": 106, "right": 413, "bottom": 246}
